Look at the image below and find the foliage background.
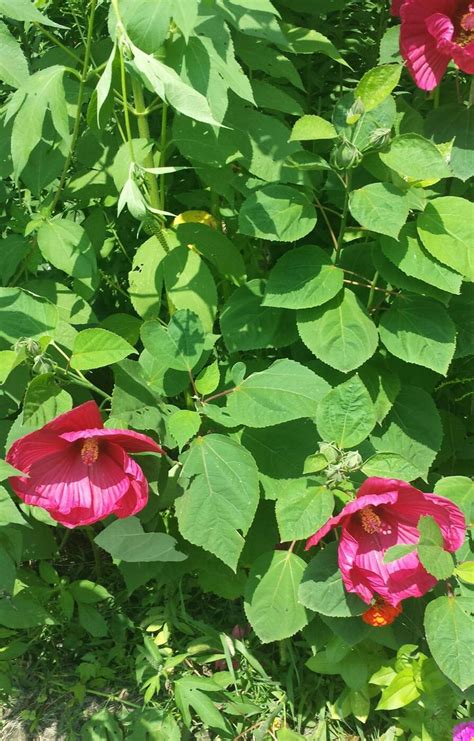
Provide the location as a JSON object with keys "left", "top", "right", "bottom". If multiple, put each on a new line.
{"left": 0, "top": 0, "right": 473, "bottom": 738}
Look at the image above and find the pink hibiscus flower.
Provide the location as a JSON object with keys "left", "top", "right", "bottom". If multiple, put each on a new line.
{"left": 453, "top": 721, "right": 474, "bottom": 741}
{"left": 306, "top": 477, "right": 466, "bottom": 607}
{"left": 395, "top": 0, "right": 474, "bottom": 90}
{"left": 6, "top": 401, "right": 163, "bottom": 528}
{"left": 391, "top": 0, "right": 404, "bottom": 15}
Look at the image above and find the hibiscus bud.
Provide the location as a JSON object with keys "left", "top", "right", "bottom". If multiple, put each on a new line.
{"left": 331, "top": 139, "right": 362, "bottom": 171}
{"left": 32, "top": 355, "right": 54, "bottom": 375}
{"left": 319, "top": 442, "right": 340, "bottom": 464}
{"left": 346, "top": 97, "right": 365, "bottom": 124}
{"left": 367, "top": 127, "right": 391, "bottom": 152}
{"left": 343, "top": 451, "right": 363, "bottom": 471}
{"left": 14, "top": 337, "right": 41, "bottom": 357}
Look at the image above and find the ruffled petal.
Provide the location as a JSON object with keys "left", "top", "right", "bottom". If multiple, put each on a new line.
{"left": 391, "top": 0, "right": 404, "bottom": 16}
{"left": 112, "top": 455, "right": 149, "bottom": 519}
{"left": 339, "top": 518, "right": 437, "bottom": 606}
{"left": 60, "top": 427, "right": 163, "bottom": 454}
{"left": 452, "top": 40, "right": 474, "bottom": 74}
{"left": 400, "top": 2, "right": 453, "bottom": 89}
{"left": 41, "top": 401, "right": 103, "bottom": 434}
{"left": 396, "top": 490, "right": 466, "bottom": 551}
{"left": 356, "top": 477, "right": 414, "bottom": 499}
{"left": 6, "top": 431, "right": 69, "bottom": 477}
{"left": 21, "top": 442, "right": 130, "bottom": 522}
{"left": 305, "top": 490, "right": 397, "bottom": 550}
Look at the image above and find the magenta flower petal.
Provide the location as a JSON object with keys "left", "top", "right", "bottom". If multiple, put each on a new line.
{"left": 60, "top": 427, "right": 163, "bottom": 454}
{"left": 306, "top": 477, "right": 466, "bottom": 607}
{"left": 305, "top": 491, "right": 397, "bottom": 550}
{"left": 6, "top": 402, "right": 162, "bottom": 528}
{"left": 453, "top": 720, "right": 474, "bottom": 741}
{"left": 42, "top": 400, "right": 104, "bottom": 434}
{"left": 391, "top": 0, "right": 404, "bottom": 15}
{"left": 398, "top": 0, "right": 474, "bottom": 90}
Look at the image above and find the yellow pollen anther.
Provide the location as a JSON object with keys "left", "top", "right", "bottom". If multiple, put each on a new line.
{"left": 81, "top": 437, "right": 99, "bottom": 466}
{"left": 360, "top": 506, "right": 382, "bottom": 534}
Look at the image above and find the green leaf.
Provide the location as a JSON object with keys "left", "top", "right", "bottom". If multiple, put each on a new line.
{"left": 174, "top": 676, "right": 230, "bottom": 733}
{"left": 71, "top": 328, "right": 136, "bottom": 370}
{"left": 451, "top": 285, "right": 474, "bottom": 359}
{"left": 275, "top": 481, "right": 334, "bottom": 541}
{"left": 380, "top": 134, "right": 451, "bottom": 182}
{"left": 376, "top": 668, "right": 420, "bottom": 710}
{"left": 417, "top": 196, "right": 474, "bottom": 281}
{"left": 417, "top": 515, "right": 455, "bottom": 580}
{"left": 244, "top": 550, "right": 309, "bottom": 642}
{"left": 433, "top": 476, "right": 473, "bottom": 521}
{"left": 176, "top": 435, "right": 259, "bottom": 570}
{"left": 424, "top": 596, "right": 474, "bottom": 690}
{"left": 361, "top": 452, "right": 417, "bottom": 481}
{"left": 94, "top": 517, "right": 186, "bottom": 563}
{"left": 128, "top": 235, "right": 166, "bottom": 319}
{"left": 380, "top": 223, "right": 463, "bottom": 295}
{"left": 241, "top": 419, "right": 320, "bottom": 480}
{"left": 118, "top": 0, "right": 172, "bottom": 53}
{"left": 175, "top": 223, "right": 246, "bottom": 282}
{"left": 379, "top": 296, "right": 456, "bottom": 375}
{"left": 168, "top": 410, "right": 201, "bottom": 451}
{"left": 195, "top": 361, "right": 220, "bottom": 396}
{"left": 355, "top": 64, "right": 402, "bottom": 112}
{"left": 221, "top": 280, "right": 297, "bottom": 352}
{"left": 0, "top": 287, "right": 58, "bottom": 346}
{"left": 0, "top": 0, "right": 63, "bottom": 27}
{"left": 0, "top": 350, "right": 21, "bottom": 384}
{"left": 426, "top": 103, "right": 474, "bottom": 182}
{"left": 37, "top": 219, "right": 97, "bottom": 298}
{"left": 349, "top": 183, "right": 410, "bottom": 239}
{"left": 0, "top": 460, "right": 24, "bottom": 483}
{"left": 77, "top": 603, "right": 108, "bottom": 638}
{"left": 281, "top": 23, "right": 347, "bottom": 65}
{"left": 141, "top": 310, "right": 205, "bottom": 372}
{"left": 316, "top": 375, "right": 377, "bottom": 449}
{"left": 70, "top": 580, "right": 111, "bottom": 604}
{"left": 226, "top": 359, "right": 330, "bottom": 428}
{"left": 132, "top": 44, "right": 220, "bottom": 126}
{"left": 359, "top": 357, "right": 400, "bottom": 424}
{"left": 23, "top": 373, "right": 72, "bottom": 426}
{"left": 299, "top": 542, "right": 365, "bottom": 617}
{"left": 383, "top": 544, "right": 417, "bottom": 564}
{"left": 290, "top": 114, "right": 337, "bottom": 141}
{"left": 0, "top": 545, "right": 15, "bottom": 595}
{"left": 297, "top": 289, "right": 378, "bottom": 373}
{"left": 95, "top": 43, "right": 115, "bottom": 124}
{"left": 263, "top": 245, "right": 344, "bottom": 310}
{"left": 0, "top": 20, "right": 29, "bottom": 88}
{"left": 455, "top": 562, "right": 474, "bottom": 585}
{"left": 0, "top": 486, "right": 28, "bottom": 526}
{"left": 370, "top": 386, "right": 442, "bottom": 480}
{"left": 7, "top": 65, "right": 69, "bottom": 179}
{"left": 0, "top": 592, "right": 52, "bottom": 629}
{"left": 163, "top": 245, "right": 217, "bottom": 333}
{"left": 239, "top": 185, "right": 317, "bottom": 242}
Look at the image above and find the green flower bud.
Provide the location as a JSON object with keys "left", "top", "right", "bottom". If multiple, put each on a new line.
{"left": 32, "top": 356, "right": 54, "bottom": 375}
{"left": 367, "top": 127, "right": 392, "bottom": 152}
{"left": 14, "top": 337, "right": 41, "bottom": 357}
{"left": 331, "top": 139, "right": 362, "bottom": 171}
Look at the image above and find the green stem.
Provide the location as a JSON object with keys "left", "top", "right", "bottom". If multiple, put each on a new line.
{"left": 335, "top": 172, "right": 351, "bottom": 263}
{"left": 367, "top": 271, "right": 380, "bottom": 311}
{"left": 131, "top": 76, "right": 161, "bottom": 210}
{"left": 118, "top": 44, "right": 135, "bottom": 162}
{"left": 35, "top": 23, "right": 83, "bottom": 65}
{"left": 49, "top": 0, "right": 97, "bottom": 214}
{"left": 159, "top": 103, "right": 168, "bottom": 210}
{"left": 469, "top": 77, "right": 474, "bottom": 107}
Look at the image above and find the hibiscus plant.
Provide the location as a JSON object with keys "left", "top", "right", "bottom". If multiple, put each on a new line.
{"left": 0, "top": 0, "right": 473, "bottom": 738}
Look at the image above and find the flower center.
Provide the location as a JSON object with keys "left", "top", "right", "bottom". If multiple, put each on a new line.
{"left": 362, "top": 599, "right": 403, "bottom": 627}
{"left": 455, "top": 3, "right": 474, "bottom": 46}
{"left": 360, "top": 506, "right": 382, "bottom": 534}
{"left": 81, "top": 437, "right": 99, "bottom": 466}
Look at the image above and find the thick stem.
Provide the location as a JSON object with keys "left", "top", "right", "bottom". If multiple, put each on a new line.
{"left": 49, "top": 0, "right": 97, "bottom": 214}
{"left": 118, "top": 44, "right": 135, "bottom": 162}
{"left": 131, "top": 76, "right": 161, "bottom": 210}
{"left": 334, "top": 172, "right": 352, "bottom": 263}
{"left": 159, "top": 103, "right": 168, "bottom": 210}
{"left": 367, "top": 270, "right": 380, "bottom": 310}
